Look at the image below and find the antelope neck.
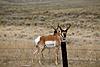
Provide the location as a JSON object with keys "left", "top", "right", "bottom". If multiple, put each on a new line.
{"left": 61, "top": 37, "right": 66, "bottom": 42}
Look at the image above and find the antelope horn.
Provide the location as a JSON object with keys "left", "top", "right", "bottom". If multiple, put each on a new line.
{"left": 51, "top": 25, "right": 56, "bottom": 30}
{"left": 57, "top": 23, "right": 60, "bottom": 29}
{"left": 58, "top": 24, "right": 63, "bottom": 31}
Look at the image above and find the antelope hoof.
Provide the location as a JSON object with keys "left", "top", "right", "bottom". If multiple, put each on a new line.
{"left": 55, "top": 61, "right": 58, "bottom": 65}
{"left": 39, "top": 60, "right": 42, "bottom": 65}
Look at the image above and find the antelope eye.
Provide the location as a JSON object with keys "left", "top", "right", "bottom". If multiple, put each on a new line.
{"left": 57, "top": 29, "right": 61, "bottom": 32}
{"left": 58, "top": 30, "right": 61, "bottom": 33}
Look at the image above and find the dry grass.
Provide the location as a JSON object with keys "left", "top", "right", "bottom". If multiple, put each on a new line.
{"left": 0, "top": 0, "right": 100, "bottom": 67}
{"left": 0, "top": 25, "right": 100, "bottom": 67}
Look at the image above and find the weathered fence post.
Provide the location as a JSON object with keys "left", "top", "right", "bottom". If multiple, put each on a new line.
{"left": 61, "top": 41, "right": 68, "bottom": 67}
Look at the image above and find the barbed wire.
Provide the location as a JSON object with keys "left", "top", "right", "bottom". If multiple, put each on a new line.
{"left": 0, "top": 48, "right": 100, "bottom": 51}
{"left": 0, "top": 58, "right": 99, "bottom": 62}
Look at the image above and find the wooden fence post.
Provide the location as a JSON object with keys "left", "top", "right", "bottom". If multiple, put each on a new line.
{"left": 61, "top": 41, "right": 68, "bottom": 67}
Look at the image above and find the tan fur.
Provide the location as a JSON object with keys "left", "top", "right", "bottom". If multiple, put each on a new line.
{"left": 34, "top": 31, "right": 61, "bottom": 65}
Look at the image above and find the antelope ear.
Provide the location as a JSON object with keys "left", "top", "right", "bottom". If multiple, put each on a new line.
{"left": 56, "top": 23, "right": 61, "bottom": 30}
{"left": 56, "top": 23, "right": 59, "bottom": 30}
{"left": 65, "top": 23, "right": 71, "bottom": 31}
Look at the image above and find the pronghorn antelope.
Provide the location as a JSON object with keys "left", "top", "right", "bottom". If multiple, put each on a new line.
{"left": 58, "top": 23, "right": 71, "bottom": 42}
{"left": 34, "top": 24, "right": 61, "bottom": 65}
{"left": 33, "top": 23, "right": 71, "bottom": 65}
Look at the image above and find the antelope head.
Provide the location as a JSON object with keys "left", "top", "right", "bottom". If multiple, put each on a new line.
{"left": 51, "top": 24, "right": 61, "bottom": 35}
{"left": 58, "top": 23, "right": 71, "bottom": 41}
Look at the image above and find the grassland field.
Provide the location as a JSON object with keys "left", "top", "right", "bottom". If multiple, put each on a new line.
{"left": 0, "top": 0, "right": 100, "bottom": 67}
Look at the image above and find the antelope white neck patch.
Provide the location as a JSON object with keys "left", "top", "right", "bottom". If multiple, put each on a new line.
{"left": 63, "top": 28, "right": 66, "bottom": 30}
{"left": 61, "top": 37, "right": 67, "bottom": 42}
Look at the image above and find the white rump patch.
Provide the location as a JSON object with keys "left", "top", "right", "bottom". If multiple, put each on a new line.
{"left": 45, "top": 41, "right": 56, "bottom": 48}
{"left": 63, "top": 28, "right": 67, "bottom": 30}
{"left": 34, "top": 36, "right": 41, "bottom": 45}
